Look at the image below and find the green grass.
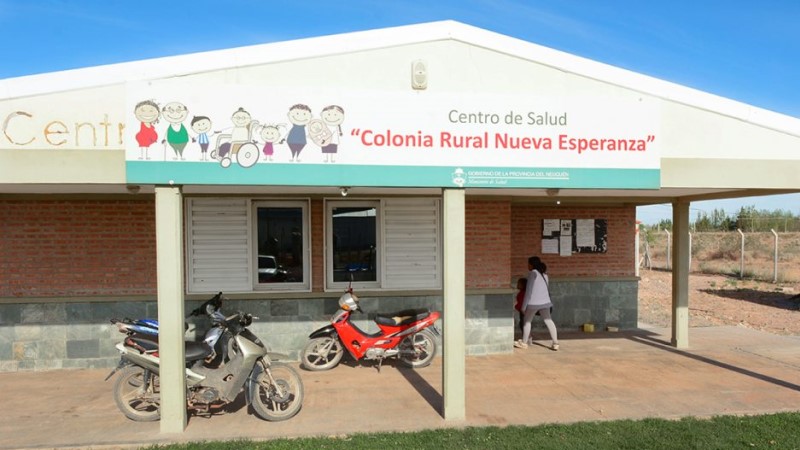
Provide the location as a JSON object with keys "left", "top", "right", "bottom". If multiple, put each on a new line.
{"left": 145, "top": 412, "right": 800, "bottom": 449}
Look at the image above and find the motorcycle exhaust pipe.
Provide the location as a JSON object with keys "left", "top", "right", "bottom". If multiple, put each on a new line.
{"left": 117, "top": 344, "right": 206, "bottom": 385}
{"left": 119, "top": 351, "right": 160, "bottom": 374}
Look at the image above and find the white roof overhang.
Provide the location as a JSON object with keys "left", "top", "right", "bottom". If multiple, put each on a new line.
{"left": 1, "top": 21, "right": 798, "bottom": 202}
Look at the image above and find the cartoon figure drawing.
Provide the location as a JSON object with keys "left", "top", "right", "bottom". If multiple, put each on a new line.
{"left": 307, "top": 118, "right": 332, "bottom": 149}
{"left": 286, "top": 104, "right": 311, "bottom": 162}
{"left": 161, "top": 102, "right": 190, "bottom": 160}
{"left": 257, "top": 124, "right": 285, "bottom": 162}
{"left": 210, "top": 107, "right": 260, "bottom": 168}
{"left": 321, "top": 105, "right": 345, "bottom": 163}
{"left": 229, "top": 107, "right": 252, "bottom": 145}
{"left": 190, "top": 116, "right": 214, "bottom": 161}
{"left": 133, "top": 100, "right": 160, "bottom": 160}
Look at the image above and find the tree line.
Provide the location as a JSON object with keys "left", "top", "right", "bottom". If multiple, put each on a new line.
{"left": 645, "top": 205, "right": 800, "bottom": 233}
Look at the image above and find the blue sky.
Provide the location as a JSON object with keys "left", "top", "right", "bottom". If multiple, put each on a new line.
{"left": 1, "top": 0, "right": 798, "bottom": 222}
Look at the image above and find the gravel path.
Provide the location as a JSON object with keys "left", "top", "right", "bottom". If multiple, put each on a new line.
{"left": 638, "top": 269, "right": 800, "bottom": 335}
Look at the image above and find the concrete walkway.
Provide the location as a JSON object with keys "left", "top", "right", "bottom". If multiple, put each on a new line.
{"left": 1, "top": 325, "right": 799, "bottom": 449}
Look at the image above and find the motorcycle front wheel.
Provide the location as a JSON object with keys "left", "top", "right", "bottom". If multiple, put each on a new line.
{"left": 250, "top": 362, "right": 304, "bottom": 421}
{"left": 301, "top": 336, "right": 344, "bottom": 371}
{"left": 398, "top": 329, "right": 437, "bottom": 369}
{"left": 112, "top": 365, "right": 161, "bottom": 422}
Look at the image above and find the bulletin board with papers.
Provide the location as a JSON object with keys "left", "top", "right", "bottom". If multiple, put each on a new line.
{"left": 542, "top": 219, "right": 608, "bottom": 256}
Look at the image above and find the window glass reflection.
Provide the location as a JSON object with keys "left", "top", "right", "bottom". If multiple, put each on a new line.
{"left": 257, "top": 207, "right": 303, "bottom": 284}
{"left": 332, "top": 206, "right": 377, "bottom": 282}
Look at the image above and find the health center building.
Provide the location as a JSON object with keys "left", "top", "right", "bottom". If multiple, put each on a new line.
{"left": 2, "top": 21, "right": 799, "bottom": 426}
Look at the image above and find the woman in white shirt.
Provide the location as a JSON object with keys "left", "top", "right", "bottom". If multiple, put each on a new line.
{"left": 515, "top": 256, "right": 559, "bottom": 350}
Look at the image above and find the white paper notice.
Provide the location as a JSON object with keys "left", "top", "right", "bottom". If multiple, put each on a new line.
{"left": 560, "top": 220, "right": 572, "bottom": 235}
{"left": 543, "top": 219, "right": 560, "bottom": 237}
{"left": 559, "top": 235, "right": 572, "bottom": 256}
{"left": 576, "top": 219, "right": 596, "bottom": 247}
{"left": 542, "top": 238, "right": 559, "bottom": 254}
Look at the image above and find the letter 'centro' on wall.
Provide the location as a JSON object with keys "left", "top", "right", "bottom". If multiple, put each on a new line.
{"left": 124, "top": 82, "right": 661, "bottom": 189}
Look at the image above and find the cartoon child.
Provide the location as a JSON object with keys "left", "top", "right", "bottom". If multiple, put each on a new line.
{"left": 190, "top": 115, "right": 213, "bottom": 161}
{"left": 258, "top": 124, "right": 285, "bottom": 162}
{"left": 133, "top": 100, "right": 160, "bottom": 160}
{"left": 161, "top": 101, "right": 190, "bottom": 160}
{"left": 286, "top": 104, "right": 311, "bottom": 162}
{"left": 321, "top": 105, "right": 345, "bottom": 163}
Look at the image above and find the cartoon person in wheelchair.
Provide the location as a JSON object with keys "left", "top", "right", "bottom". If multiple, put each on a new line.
{"left": 210, "top": 107, "right": 260, "bottom": 168}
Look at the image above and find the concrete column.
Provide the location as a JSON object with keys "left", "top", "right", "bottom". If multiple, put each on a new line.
{"left": 671, "top": 200, "right": 690, "bottom": 349}
{"left": 442, "top": 189, "right": 466, "bottom": 421}
{"left": 155, "top": 186, "right": 187, "bottom": 433}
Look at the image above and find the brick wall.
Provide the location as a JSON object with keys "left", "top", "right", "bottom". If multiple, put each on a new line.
{"left": 0, "top": 198, "right": 635, "bottom": 299}
{"left": 310, "top": 199, "right": 324, "bottom": 291}
{"left": 465, "top": 199, "right": 512, "bottom": 289}
{"left": 0, "top": 199, "right": 157, "bottom": 297}
{"left": 510, "top": 205, "right": 636, "bottom": 279}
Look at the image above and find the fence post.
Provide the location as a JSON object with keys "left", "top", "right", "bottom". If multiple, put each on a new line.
{"left": 771, "top": 229, "right": 779, "bottom": 283}
{"left": 635, "top": 222, "right": 640, "bottom": 277}
{"left": 665, "top": 229, "right": 671, "bottom": 270}
{"left": 688, "top": 232, "right": 692, "bottom": 272}
{"left": 737, "top": 228, "right": 745, "bottom": 279}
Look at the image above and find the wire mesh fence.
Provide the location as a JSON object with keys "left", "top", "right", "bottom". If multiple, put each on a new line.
{"left": 639, "top": 231, "right": 800, "bottom": 283}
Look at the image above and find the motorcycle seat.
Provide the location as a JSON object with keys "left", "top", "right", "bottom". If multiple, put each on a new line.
{"left": 126, "top": 334, "right": 159, "bottom": 353}
{"left": 126, "top": 334, "right": 212, "bottom": 362}
{"left": 374, "top": 308, "right": 430, "bottom": 326}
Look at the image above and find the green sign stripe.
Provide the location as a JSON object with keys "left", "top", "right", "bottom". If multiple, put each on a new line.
{"left": 126, "top": 161, "right": 659, "bottom": 189}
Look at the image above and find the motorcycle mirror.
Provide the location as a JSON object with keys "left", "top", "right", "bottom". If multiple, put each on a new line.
{"left": 203, "top": 292, "right": 224, "bottom": 315}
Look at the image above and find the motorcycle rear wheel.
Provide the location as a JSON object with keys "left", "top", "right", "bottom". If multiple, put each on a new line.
{"left": 113, "top": 365, "right": 161, "bottom": 422}
{"left": 250, "top": 362, "right": 304, "bottom": 421}
{"left": 301, "top": 336, "right": 344, "bottom": 371}
{"left": 398, "top": 329, "right": 437, "bottom": 368}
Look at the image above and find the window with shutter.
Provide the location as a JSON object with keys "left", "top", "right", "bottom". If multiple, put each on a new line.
{"left": 188, "top": 197, "right": 439, "bottom": 293}
{"left": 382, "top": 198, "right": 441, "bottom": 289}
{"left": 186, "top": 198, "right": 252, "bottom": 293}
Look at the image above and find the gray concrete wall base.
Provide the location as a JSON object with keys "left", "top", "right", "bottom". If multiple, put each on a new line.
{"left": 0, "top": 279, "right": 637, "bottom": 372}
{"left": 523, "top": 280, "right": 639, "bottom": 333}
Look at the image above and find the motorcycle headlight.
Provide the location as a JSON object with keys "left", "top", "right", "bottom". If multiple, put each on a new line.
{"left": 339, "top": 292, "right": 359, "bottom": 311}
{"left": 240, "top": 313, "right": 253, "bottom": 327}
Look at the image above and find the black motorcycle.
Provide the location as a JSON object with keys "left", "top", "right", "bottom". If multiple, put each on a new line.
{"left": 107, "top": 293, "right": 303, "bottom": 422}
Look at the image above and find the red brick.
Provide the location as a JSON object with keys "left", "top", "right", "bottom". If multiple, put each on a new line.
{"left": 0, "top": 199, "right": 157, "bottom": 297}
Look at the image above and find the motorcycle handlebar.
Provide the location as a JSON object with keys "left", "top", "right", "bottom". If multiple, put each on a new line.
{"left": 188, "top": 292, "right": 224, "bottom": 318}
{"left": 185, "top": 293, "right": 254, "bottom": 328}
{"left": 225, "top": 312, "right": 239, "bottom": 323}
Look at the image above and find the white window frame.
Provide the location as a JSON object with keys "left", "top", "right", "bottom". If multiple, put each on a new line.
{"left": 325, "top": 198, "right": 442, "bottom": 291}
{"left": 187, "top": 196, "right": 440, "bottom": 294}
{"left": 251, "top": 199, "right": 311, "bottom": 292}
{"left": 325, "top": 199, "right": 382, "bottom": 291}
{"left": 186, "top": 197, "right": 311, "bottom": 294}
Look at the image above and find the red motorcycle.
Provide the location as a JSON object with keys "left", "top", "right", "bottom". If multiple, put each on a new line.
{"left": 301, "top": 285, "right": 441, "bottom": 371}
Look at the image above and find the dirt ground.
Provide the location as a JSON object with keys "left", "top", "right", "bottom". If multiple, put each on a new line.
{"left": 638, "top": 269, "right": 800, "bottom": 335}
